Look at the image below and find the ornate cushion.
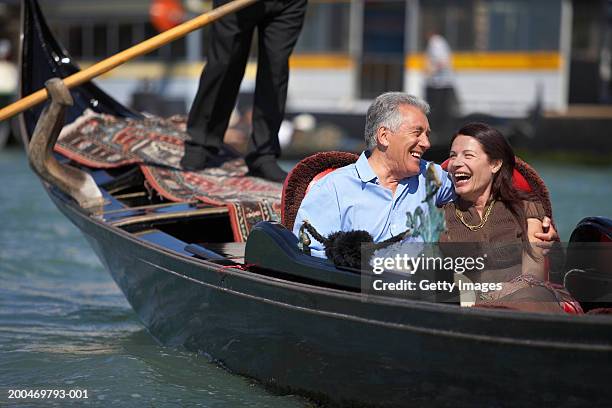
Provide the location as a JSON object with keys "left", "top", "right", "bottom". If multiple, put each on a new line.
{"left": 281, "top": 151, "right": 358, "bottom": 230}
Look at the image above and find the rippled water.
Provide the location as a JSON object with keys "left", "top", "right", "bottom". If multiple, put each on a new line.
{"left": 534, "top": 161, "right": 612, "bottom": 240}
{"left": 0, "top": 149, "right": 310, "bottom": 407}
{"left": 0, "top": 148, "right": 610, "bottom": 407}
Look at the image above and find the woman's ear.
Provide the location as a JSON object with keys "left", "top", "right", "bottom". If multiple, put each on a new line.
{"left": 491, "top": 159, "right": 502, "bottom": 174}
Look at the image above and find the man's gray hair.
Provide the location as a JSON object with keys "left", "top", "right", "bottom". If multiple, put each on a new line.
{"left": 364, "top": 92, "right": 430, "bottom": 150}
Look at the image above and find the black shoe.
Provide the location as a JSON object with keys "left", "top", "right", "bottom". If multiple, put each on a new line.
{"left": 180, "top": 155, "right": 208, "bottom": 171}
{"left": 247, "top": 160, "right": 288, "bottom": 183}
{"left": 181, "top": 143, "right": 219, "bottom": 171}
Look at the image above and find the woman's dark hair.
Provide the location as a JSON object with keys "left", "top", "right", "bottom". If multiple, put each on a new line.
{"left": 451, "top": 122, "right": 537, "bottom": 256}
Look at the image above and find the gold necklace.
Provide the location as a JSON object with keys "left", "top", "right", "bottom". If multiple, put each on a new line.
{"left": 455, "top": 200, "right": 496, "bottom": 231}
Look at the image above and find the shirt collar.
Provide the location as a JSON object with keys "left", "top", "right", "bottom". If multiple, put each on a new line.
{"left": 355, "top": 151, "right": 378, "bottom": 183}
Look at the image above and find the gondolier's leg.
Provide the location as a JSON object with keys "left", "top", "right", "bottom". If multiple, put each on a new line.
{"left": 245, "top": 0, "right": 307, "bottom": 182}
{"left": 183, "top": 0, "right": 261, "bottom": 170}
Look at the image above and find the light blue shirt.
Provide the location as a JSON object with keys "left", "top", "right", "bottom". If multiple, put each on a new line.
{"left": 293, "top": 152, "right": 456, "bottom": 257}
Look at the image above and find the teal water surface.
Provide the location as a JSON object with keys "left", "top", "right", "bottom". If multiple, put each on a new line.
{"left": 534, "top": 161, "right": 612, "bottom": 240}
{"left": 0, "top": 148, "right": 610, "bottom": 407}
{"left": 0, "top": 149, "right": 311, "bottom": 407}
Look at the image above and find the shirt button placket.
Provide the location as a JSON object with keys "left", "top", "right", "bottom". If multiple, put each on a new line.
{"left": 391, "top": 206, "right": 400, "bottom": 236}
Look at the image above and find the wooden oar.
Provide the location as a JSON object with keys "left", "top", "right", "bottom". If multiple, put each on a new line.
{"left": 0, "top": 0, "right": 258, "bottom": 122}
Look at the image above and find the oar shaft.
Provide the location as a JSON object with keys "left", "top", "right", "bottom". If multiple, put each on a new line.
{"left": 0, "top": 0, "right": 258, "bottom": 122}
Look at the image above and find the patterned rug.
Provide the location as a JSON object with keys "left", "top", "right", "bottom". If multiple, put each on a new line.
{"left": 57, "top": 110, "right": 282, "bottom": 241}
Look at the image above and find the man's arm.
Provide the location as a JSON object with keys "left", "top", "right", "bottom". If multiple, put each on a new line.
{"left": 293, "top": 181, "right": 342, "bottom": 258}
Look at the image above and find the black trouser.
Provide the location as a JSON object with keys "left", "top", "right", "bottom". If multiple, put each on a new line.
{"left": 425, "top": 85, "right": 459, "bottom": 145}
{"left": 185, "top": 0, "right": 307, "bottom": 168}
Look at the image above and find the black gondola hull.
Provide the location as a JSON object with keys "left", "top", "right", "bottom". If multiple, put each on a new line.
{"left": 47, "top": 185, "right": 612, "bottom": 408}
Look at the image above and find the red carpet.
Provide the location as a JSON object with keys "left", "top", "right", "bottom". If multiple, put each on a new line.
{"left": 57, "top": 110, "right": 282, "bottom": 241}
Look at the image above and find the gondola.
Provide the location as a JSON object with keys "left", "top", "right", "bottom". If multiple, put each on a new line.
{"left": 15, "top": 0, "right": 612, "bottom": 407}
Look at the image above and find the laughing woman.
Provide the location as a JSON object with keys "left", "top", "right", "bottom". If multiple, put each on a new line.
{"left": 439, "top": 122, "right": 568, "bottom": 313}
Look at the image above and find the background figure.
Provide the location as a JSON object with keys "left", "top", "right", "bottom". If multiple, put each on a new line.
{"left": 182, "top": 0, "right": 308, "bottom": 182}
{"left": 0, "top": 39, "right": 16, "bottom": 104}
{"left": 425, "top": 31, "right": 459, "bottom": 144}
{"left": 0, "top": 39, "right": 17, "bottom": 148}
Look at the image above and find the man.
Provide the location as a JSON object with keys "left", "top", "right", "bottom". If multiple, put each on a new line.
{"left": 425, "top": 31, "right": 454, "bottom": 96}
{"left": 181, "top": 0, "right": 308, "bottom": 182}
{"left": 293, "top": 92, "right": 556, "bottom": 257}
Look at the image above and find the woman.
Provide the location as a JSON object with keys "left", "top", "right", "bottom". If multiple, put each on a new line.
{"left": 439, "top": 122, "right": 567, "bottom": 313}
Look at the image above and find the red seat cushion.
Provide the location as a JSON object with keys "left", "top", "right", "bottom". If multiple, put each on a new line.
{"left": 281, "top": 151, "right": 359, "bottom": 230}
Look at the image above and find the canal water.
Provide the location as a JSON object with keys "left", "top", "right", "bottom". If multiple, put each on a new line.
{"left": 0, "top": 147, "right": 610, "bottom": 407}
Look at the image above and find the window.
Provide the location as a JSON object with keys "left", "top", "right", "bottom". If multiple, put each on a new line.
{"left": 360, "top": 0, "right": 405, "bottom": 98}
{"left": 118, "top": 24, "right": 134, "bottom": 53}
{"left": 572, "top": 0, "right": 604, "bottom": 59}
{"left": 420, "top": 0, "right": 561, "bottom": 52}
{"left": 487, "top": 0, "right": 560, "bottom": 51}
{"left": 68, "top": 25, "right": 83, "bottom": 57}
{"left": 362, "top": 0, "right": 405, "bottom": 55}
{"left": 420, "top": 0, "right": 475, "bottom": 51}
{"left": 294, "top": 1, "right": 351, "bottom": 53}
{"left": 93, "top": 24, "right": 107, "bottom": 57}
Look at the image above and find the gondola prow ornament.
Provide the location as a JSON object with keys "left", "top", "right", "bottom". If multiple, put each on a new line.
{"left": 28, "top": 78, "right": 104, "bottom": 212}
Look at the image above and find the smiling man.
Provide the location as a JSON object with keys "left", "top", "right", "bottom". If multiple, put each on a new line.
{"left": 293, "top": 92, "right": 455, "bottom": 257}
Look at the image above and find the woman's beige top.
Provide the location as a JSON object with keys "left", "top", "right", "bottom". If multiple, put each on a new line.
{"left": 439, "top": 198, "right": 545, "bottom": 283}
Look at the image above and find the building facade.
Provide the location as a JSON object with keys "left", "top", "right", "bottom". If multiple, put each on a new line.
{"left": 2, "top": 0, "right": 610, "bottom": 117}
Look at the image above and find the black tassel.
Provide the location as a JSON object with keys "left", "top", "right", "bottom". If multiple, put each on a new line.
{"left": 300, "top": 221, "right": 409, "bottom": 271}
